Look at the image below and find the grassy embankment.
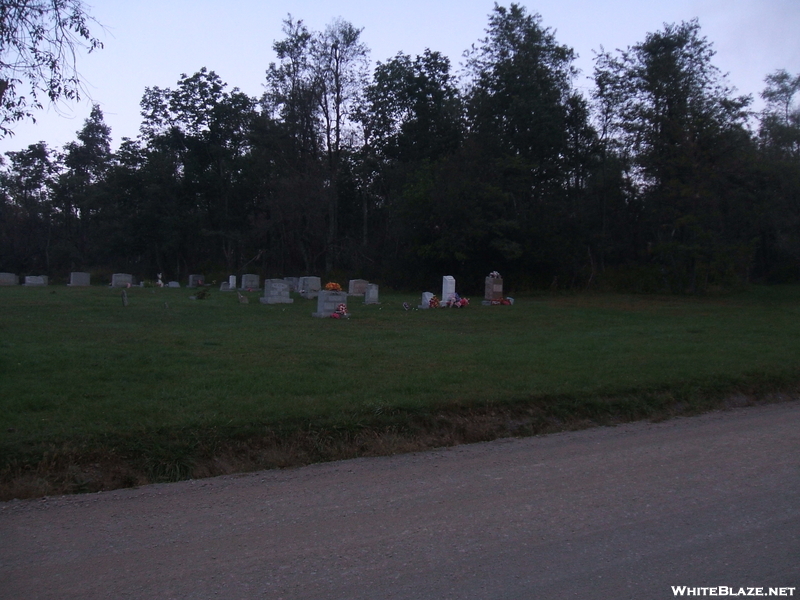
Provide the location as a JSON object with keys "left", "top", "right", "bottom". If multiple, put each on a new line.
{"left": 1, "top": 284, "right": 799, "bottom": 499}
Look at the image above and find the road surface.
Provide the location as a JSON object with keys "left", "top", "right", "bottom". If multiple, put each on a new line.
{"left": 2, "top": 401, "right": 798, "bottom": 599}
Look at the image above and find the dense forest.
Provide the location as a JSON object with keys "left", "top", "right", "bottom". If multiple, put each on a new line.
{"left": 1, "top": 4, "right": 799, "bottom": 293}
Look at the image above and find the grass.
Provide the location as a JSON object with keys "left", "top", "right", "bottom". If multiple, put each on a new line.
{"left": 1, "top": 284, "right": 799, "bottom": 499}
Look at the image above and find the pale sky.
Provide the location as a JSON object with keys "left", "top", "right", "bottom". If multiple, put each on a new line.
{"left": 2, "top": 0, "right": 798, "bottom": 154}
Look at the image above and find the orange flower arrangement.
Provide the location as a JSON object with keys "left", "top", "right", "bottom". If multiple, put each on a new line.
{"left": 324, "top": 282, "right": 342, "bottom": 291}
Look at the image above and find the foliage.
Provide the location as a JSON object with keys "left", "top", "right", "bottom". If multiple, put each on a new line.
{"left": 0, "top": 6, "right": 798, "bottom": 289}
{"left": 0, "top": 0, "right": 103, "bottom": 136}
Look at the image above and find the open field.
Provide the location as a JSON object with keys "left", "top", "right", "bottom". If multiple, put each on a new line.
{"left": 2, "top": 284, "right": 799, "bottom": 499}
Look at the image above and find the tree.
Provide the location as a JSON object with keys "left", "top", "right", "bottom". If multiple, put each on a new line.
{"left": 52, "top": 104, "right": 111, "bottom": 268}
{"left": 759, "top": 69, "right": 800, "bottom": 158}
{"left": 0, "top": 141, "right": 56, "bottom": 271}
{"left": 593, "top": 20, "right": 754, "bottom": 291}
{"left": 755, "top": 70, "right": 800, "bottom": 280}
{"left": 0, "top": 0, "right": 103, "bottom": 136}
{"left": 361, "top": 49, "right": 462, "bottom": 163}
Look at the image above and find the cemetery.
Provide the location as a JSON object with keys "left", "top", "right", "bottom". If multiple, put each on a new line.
{"left": 1, "top": 276, "right": 800, "bottom": 500}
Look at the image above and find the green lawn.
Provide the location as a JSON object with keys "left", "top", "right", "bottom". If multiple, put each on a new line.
{"left": 2, "top": 284, "right": 799, "bottom": 496}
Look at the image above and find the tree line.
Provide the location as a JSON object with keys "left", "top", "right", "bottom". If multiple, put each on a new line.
{"left": 2, "top": 4, "right": 799, "bottom": 293}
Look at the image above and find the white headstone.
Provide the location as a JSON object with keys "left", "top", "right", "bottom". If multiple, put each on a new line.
{"left": 0, "top": 273, "right": 18, "bottom": 286}
{"left": 168, "top": 281, "right": 180, "bottom": 288}
{"left": 312, "top": 290, "right": 348, "bottom": 317}
{"left": 68, "top": 272, "right": 91, "bottom": 286}
{"left": 228, "top": 275, "right": 236, "bottom": 289}
{"left": 419, "top": 291, "right": 434, "bottom": 309}
{"left": 111, "top": 273, "right": 134, "bottom": 287}
{"left": 364, "top": 283, "right": 379, "bottom": 304}
{"left": 442, "top": 276, "right": 456, "bottom": 303}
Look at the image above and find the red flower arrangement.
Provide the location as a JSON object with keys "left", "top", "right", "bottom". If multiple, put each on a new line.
{"left": 429, "top": 295, "right": 440, "bottom": 308}
{"left": 330, "top": 302, "right": 348, "bottom": 318}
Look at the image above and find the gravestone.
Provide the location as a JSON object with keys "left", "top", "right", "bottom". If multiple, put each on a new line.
{"left": 68, "top": 272, "right": 90, "bottom": 286}
{"left": 188, "top": 274, "right": 204, "bottom": 288}
{"left": 419, "top": 291, "right": 434, "bottom": 309}
{"left": 168, "top": 281, "right": 180, "bottom": 288}
{"left": 442, "top": 276, "right": 456, "bottom": 303}
{"left": 228, "top": 275, "right": 237, "bottom": 289}
{"left": 312, "top": 290, "right": 348, "bottom": 317}
{"left": 483, "top": 276, "right": 504, "bottom": 304}
{"left": 348, "top": 279, "right": 369, "bottom": 296}
{"left": 0, "top": 273, "right": 18, "bottom": 286}
{"left": 241, "top": 274, "right": 260, "bottom": 290}
{"left": 364, "top": 283, "right": 379, "bottom": 304}
{"left": 283, "top": 277, "right": 299, "bottom": 293}
{"left": 220, "top": 282, "right": 231, "bottom": 291}
{"left": 298, "top": 276, "right": 321, "bottom": 299}
{"left": 24, "top": 275, "right": 48, "bottom": 286}
{"left": 111, "top": 273, "right": 134, "bottom": 287}
{"left": 260, "top": 279, "right": 294, "bottom": 304}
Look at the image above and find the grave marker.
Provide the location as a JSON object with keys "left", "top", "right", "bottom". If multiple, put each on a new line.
{"left": 188, "top": 274, "right": 205, "bottom": 288}
{"left": 0, "top": 273, "right": 18, "bottom": 286}
{"left": 483, "top": 275, "right": 504, "bottom": 304}
{"left": 168, "top": 281, "right": 180, "bottom": 288}
{"left": 260, "top": 279, "right": 294, "bottom": 304}
{"left": 364, "top": 283, "right": 379, "bottom": 304}
{"left": 442, "top": 276, "right": 456, "bottom": 303}
{"left": 24, "top": 275, "right": 48, "bottom": 286}
{"left": 348, "top": 279, "right": 369, "bottom": 296}
{"left": 241, "top": 274, "right": 260, "bottom": 290}
{"left": 419, "top": 291, "right": 434, "bottom": 309}
{"left": 283, "top": 277, "right": 299, "bottom": 293}
{"left": 312, "top": 290, "right": 348, "bottom": 317}
{"left": 68, "top": 272, "right": 90, "bottom": 286}
{"left": 111, "top": 273, "right": 134, "bottom": 287}
{"left": 298, "top": 276, "right": 321, "bottom": 299}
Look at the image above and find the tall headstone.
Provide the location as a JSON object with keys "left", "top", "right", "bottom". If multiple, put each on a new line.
{"left": 111, "top": 273, "right": 134, "bottom": 287}
{"left": 312, "top": 290, "right": 348, "bottom": 317}
{"left": 484, "top": 276, "right": 503, "bottom": 302}
{"left": 260, "top": 279, "right": 294, "bottom": 304}
{"left": 228, "top": 275, "right": 237, "bottom": 289}
{"left": 419, "top": 291, "right": 434, "bottom": 309}
{"left": 188, "top": 274, "right": 204, "bottom": 288}
{"left": 364, "top": 283, "right": 379, "bottom": 304}
{"left": 241, "top": 274, "right": 260, "bottom": 290}
{"left": 442, "top": 276, "right": 456, "bottom": 303}
{"left": 24, "top": 275, "right": 48, "bottom": 286}
{"left": 68, "top": 272, "right": 91, "bottom": 286}
{"left": 298, "top": 276, "right": 321, "bottom": 299}
{"left": 0, "top": 273, "right": 18, "bottom": 286}
{"left": 348, "top": 279, "right": 369, "bottom": 296}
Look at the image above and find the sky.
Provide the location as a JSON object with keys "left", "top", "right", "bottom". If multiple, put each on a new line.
{"left": 1, "top": 0, "right": 798, "bottom": 154}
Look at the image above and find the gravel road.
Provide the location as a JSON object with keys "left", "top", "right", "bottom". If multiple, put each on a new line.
{"left": 2, "top": 401, "right": 798, "bottom": 599}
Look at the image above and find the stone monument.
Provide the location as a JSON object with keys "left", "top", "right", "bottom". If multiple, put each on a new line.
{"left": 68, "top": 272, "right": 90, "bottom": 286}
{"left": 312, "top": 290, "right": 348, "bottom": 317}
{"left": 364, "top": 283, "right": 379, "bottom": 304}
{"left": 260, "top": 279, "right": 294, "bottom": 304}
